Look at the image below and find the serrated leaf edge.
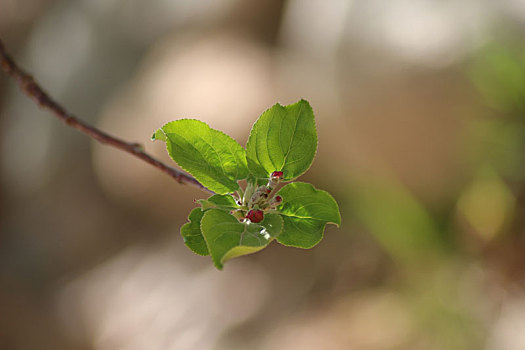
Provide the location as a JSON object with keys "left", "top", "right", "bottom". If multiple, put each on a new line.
{"left": 245, "top": 99, "right": 318, "bottom": 181}
{"left": 275, "top": 217, "right": 329, "bottom": 249}
{"left": 277, "top": 182, "right": 341, "bottom": 227}
{"left": 180, "top": 208, "right": 209, "bottom": 256}
{"left": 155, "top": 119, "right": 248, "bottom": 194}
{"left": 200, "top": 210, "right": 284, "bottom": 269}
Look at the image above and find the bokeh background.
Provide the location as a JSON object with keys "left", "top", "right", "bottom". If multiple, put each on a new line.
{"left": 2, "top": 0, "right": 525, "bottom": 349}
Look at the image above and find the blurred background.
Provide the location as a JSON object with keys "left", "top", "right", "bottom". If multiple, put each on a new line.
{"left": 2, "top": 0, "right": 525, "bottom": 349}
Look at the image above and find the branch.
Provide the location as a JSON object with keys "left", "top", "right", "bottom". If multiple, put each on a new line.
{"left": 0, "top": 39, "right": 209, "bottom": 192}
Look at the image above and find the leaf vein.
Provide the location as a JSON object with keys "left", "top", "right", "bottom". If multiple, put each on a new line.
{"left": 281, "top": 101, "right": 304, "bottom": 168}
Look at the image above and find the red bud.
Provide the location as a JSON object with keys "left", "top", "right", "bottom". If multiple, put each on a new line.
{"left": 246, "top": 209, "right": 264, "bottom": 223}
{"left": 269, "top": 195, "right": 282, "bottom": 207}
{"left": 271, "top": 171, "right": 284, "bottom": 178}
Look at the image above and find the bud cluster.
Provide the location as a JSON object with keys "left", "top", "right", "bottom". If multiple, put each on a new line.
{"left": 231, "top": 171, "right": 285, "bottom": 223}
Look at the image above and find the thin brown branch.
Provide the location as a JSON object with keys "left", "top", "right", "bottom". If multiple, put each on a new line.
{"left": 0, "top": 39, "right": 209, "bottom": 192}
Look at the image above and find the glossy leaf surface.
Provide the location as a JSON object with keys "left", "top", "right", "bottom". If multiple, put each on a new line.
{"left": 246, "top": 99, "right": 317, "bottom": 181}
{"left": 276, "top": 182, "right": 340, "bottom": 248}
{"left": 201, "top": 209, "right": 283, "bottom": 269}
{"left": 153, "top": 119, "right": 248, "bottom": 194}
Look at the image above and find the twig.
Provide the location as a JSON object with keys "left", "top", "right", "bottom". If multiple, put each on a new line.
{"left": 0, "top": 39, "right": 209, "bottom": 192}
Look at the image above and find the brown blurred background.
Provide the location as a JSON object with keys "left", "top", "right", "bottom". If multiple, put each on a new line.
{"left": 2, "top": 0, "right": 525, "bottom": 349}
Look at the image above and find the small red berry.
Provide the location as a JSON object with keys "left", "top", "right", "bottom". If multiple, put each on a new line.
{"left": 246, "top": 209, "right": 264, "bottom": 223}
{"left": 275, "top": 195, "right": 282, "bottom": 202}
{"left": 271, "top": 171, "right": 284, "bottom": 178}
{"left": 265, "top": 188, "right": 272, "bottom": 194}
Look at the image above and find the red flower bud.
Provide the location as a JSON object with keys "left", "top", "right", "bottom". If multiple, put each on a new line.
{"left": 246, "top": 209, "right": 264, "bottom": 223}
{"left": 271, "top": 171, "right": 284, "bottom": 179}
{"left": 269, "top": 195, "right": 282, "bottom": 207}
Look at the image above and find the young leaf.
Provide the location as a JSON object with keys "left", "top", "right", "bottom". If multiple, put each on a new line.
{"left": 153, "top": 119, "right": 249, "bottom": 194}
{"left": 181, "top": 194, "right": 239, "bottom": 255}
{"left": 180, "top": 208, "right": 209, "bottom": 256}
{"left": 197, "top": 194, "right": 239, "bottom": 210}
{"left": 276, "top": 182, "right": 340, "bottom": 248}
{"left": 201, "top": 209, "right": 283, "bottom": 269}
{"left": 246, "top": 99, "right": 317, "bottom": 181}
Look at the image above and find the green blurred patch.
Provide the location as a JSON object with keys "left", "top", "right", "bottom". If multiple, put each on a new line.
{"left": 468, "top": 42, "right": 525, "bottom": 113}
{"left": 347, "top": 175, "right": 445, "bottom": 266}
{"left": 466, "top": 40, "right": 525, "bottom": 181}
{"left": 457, "top": 167, "right": 515, "bottom": 242}
{"left": 405, "top": 263, "right": 486, "bottom": 350}
{"left": 465, "top": 119, "right": 525, "bottom": 179}
{"left": 345, "top": 174, "right": 486, "bottom": 349}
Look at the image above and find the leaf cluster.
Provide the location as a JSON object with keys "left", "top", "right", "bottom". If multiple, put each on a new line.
{"left": 153, "top": 99, "right": 340, "bottom": 269}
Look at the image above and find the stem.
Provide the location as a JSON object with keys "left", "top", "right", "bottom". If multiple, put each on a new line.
{"left": 0, "top": 39, "right": 210, "bottom": 192}
{"left": 236, "top": 183, "right": 245, "bottom": 204}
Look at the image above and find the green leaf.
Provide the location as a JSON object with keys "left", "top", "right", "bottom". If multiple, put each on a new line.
{"left": 180, "top": 208, "right": 209, "bottom": 256}
{"left": 276, "top": 182, "right": 340, "bottom": 248}
{"left": 257, "top": 213, "right": 283, "bottom": 237}
{"left": 246, "top": 99, "right": 317, "bottom": 181}
{"left": 153, "top": 119, "right": 249, "bottom": 194}
{"left": 182, "top": 194, "right": 239, "bottom": 255}
{"left": 201, "top": 209, "right": 283, "bottom": 269}
{"left": 197, "top": 194, "right": 239, "bottom": 210}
